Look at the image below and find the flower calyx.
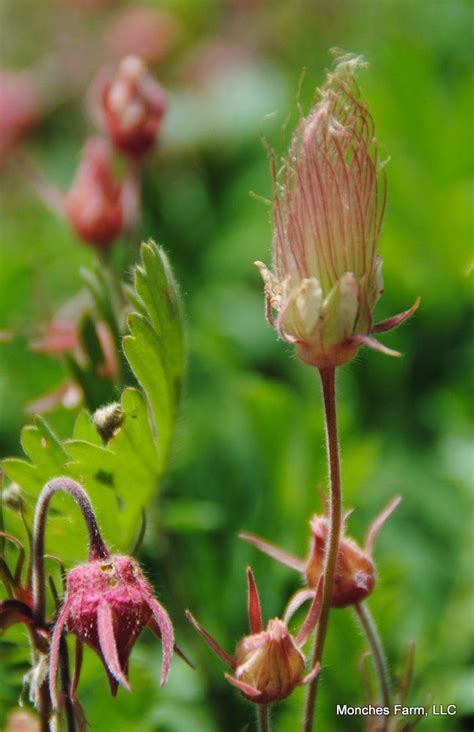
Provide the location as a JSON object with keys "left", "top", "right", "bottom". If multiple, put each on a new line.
{"left": 186, "top": 567, "right": 321, "bottom": 704}
{"left": 65, "top": 136, "right": 124, "bottom": 250}
{"left": 241, "top": 496, "right": 401, "bottom": 609}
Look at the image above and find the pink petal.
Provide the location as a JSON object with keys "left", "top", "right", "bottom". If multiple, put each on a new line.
{"left": 97, "top": 601, "right": 131, "bottom": 692}
{"left": 295, "top": 578, "right": 323, "bottom": 647}
{"left": 224, "top": 672, "right": 261, "bottom": 701}
{"left": 49, "top": 603, "right": 70, "bottom": 709}
{"left": 239, "top": 532, "right": 305, "bottom": 572}
{"left": 299, "top": 661, "right": 320, "bottom": 687}
{"left": 350, "top": 334, "right": 401, "bottom": 357}
{"left": 185, "top": 610, "right": 234, "bottom": 669}
{"left": 246, "top": 567, "right": 263, "bottom": 634}
{"left": 371, "top": 298, "right": 420, "bottom": 334}
{"left": 148, "top": 617, "right": 194, "bottom": 669}
{"left": 283, "top": 589, "right": 316, "bottom": 624}
{"left": 365, "top": 496, "right": 402, "bottom": 555}
{"left": 146, "top": 595, "right": 174, "bottom": 686}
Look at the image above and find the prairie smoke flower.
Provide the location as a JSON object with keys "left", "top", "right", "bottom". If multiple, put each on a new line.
{"left": 102, "top": 56, "right": 166, "bottom": 157}
{"left": 186, "top": 568, "right": 321, "bottom": 704}
{"left": 49, "top": 554, "right": 174, "bottom": 705}
{"left": 241, "top": 496, "right": 401, "bottom": 609}
{"left": 65, "top": 137, "right": 123, "bottom": 249}
{"left": 257, "top": 55, "right": 419, "bottom": 368}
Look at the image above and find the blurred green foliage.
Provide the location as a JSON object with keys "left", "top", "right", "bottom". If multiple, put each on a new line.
{"left": 0, "top": 1, "right": 472, "bottom": 730}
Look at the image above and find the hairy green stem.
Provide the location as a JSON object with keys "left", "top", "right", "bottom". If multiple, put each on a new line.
{"left": 355, "top": 602, "right": 391, "bottom": 710}
{"left": 303, "top": 367, "right": 343, "bottom": 731}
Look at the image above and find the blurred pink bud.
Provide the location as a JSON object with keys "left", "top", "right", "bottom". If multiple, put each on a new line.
{"left": 0, "top": 70, "right": 41, "bottom": 163}
{"left": 104, "top": 7, "right": 177, "bottom": 64}
{"left": 30, "top": 320, "right": 80, "bottom": 355}
{"left": 102, "top": 56, "right": 166, "bottom": 157}
{"left": 25, "top": 381, "right": 82, "bottom": 415}
{"left": 50, "top": 555, "right": 174, "bottom": 705}
{"left": 257, "top": 55, "right": 418, "bottom": 368}
{"left": 66, "top": 137, "right": 123, "bottom": 249}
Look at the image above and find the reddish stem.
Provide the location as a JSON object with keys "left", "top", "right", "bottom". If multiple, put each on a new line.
{"left": 303, "top": 367, "right": 343, "bottom": 731}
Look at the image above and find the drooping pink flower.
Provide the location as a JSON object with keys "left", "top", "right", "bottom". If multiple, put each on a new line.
{"left": 102, "top": 56, "right": 166, "bottom": 157}
{"left": 187, "top": 568, "right": 321, "bottom": 704}
{"left": 65, "top": 136, "right": 124, "bottom": 249}
{"left": 241, "top": 496, "right": 401, "bottom": 609}
{"left": 256, "top": 55, "right": 419, "bottom": 368}
{"left": 49, "top": 555, "right": 174, "bottom": 704}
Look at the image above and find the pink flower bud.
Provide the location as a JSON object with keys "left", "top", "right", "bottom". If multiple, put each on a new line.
{"left": 65, "top": 137, "right": 123, "bottom": 249}
{"left": 233, "top": 618, "right": 306, "bottom": 703}
{"left": 102, "top": 56, "right": 166, "bottom": 157}
{"left": 306, "top": 515, "right": 375, "bottom": 607}
{"left": 257, "top": 55, "right": 418, "bottom": 368}
{"left": 187, "top": 568, "right": 320, "bottom": 705}
{"left": 241, "top": 497, "right": 401, "bottom": 609}
{"left": 49, "top": 555, "right": 174, "bottom": 705}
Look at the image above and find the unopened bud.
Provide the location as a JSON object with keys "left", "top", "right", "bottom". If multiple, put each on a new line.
{"left": 92, "top": 402, "right": 123, "bottom": 442}
{"left": 2, "top": 482, "right": 23, "bottom": 511}
{"left": 234, "top": 618, "right": 306, "bottom": 703}
{"left": 102, "top": 56, "right": 166, "bottom": 157}
{"left": 66, "top": 137, "right": 123, "bottom": 249}
{"left": 306, "top": 515, "right": 375, "bottom": 607}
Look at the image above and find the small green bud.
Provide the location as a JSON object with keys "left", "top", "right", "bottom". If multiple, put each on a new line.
{"left": 92, "top": 402, "right": 123, "bottom": 442}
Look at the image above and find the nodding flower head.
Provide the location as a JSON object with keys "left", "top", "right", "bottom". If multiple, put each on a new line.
{"left": 256, "top": 54, "right": 419, "bottom": 368}
{"left": 66, "top": 137, "right": 123, "bottom": 249}
{"left": 102, "top": 55, "right": 166, "bottom": 157}
{"left": 241, "top": 496, "right": 401, "bottom": 610}
{"left": 186, "top": 568, "right": 321, "bottom": 704}
{"left": 49, "top": 554, "right": 174, "bottom": 706}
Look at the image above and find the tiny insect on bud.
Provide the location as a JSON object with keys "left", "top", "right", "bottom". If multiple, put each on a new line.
{"left": 102, "top": 55, "right": 166, "bottom": 157}
{"left": 92, "top": 402, "right": 123, "bottom": 442}
{"left": 65, "top": 137, "right": 124, "bottom": 249}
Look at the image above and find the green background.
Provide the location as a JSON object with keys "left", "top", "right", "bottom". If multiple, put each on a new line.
{"left": 0, "top": 1, "right": 472, "bottom": 730}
